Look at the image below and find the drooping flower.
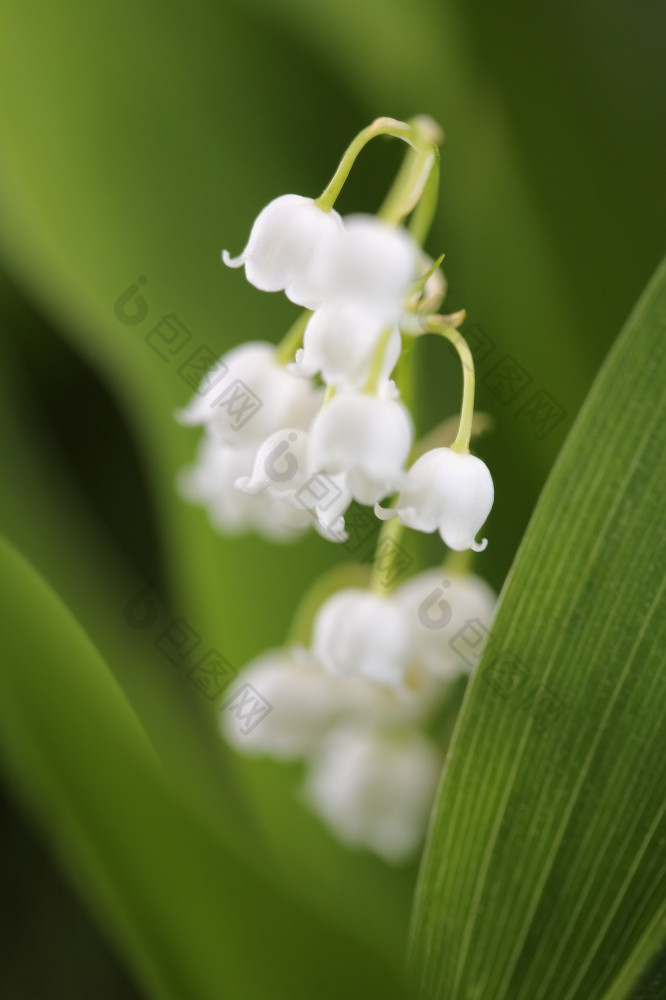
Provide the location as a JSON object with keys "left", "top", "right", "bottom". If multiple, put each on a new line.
{"left": 303, "top": 726, "right": 441, "bottom": 863}
{"left": 288, "top": 302, "right": 401, "bottom": 391}
{"left": 310, "top": 587, "right": 413, "bottom": 686}
{"left": 312, "top": 214, "right": 420, "bottom": 318}
{"left": 308, "top": 390, "right": 413, "bottom": 504}
{"left": 178, "top": 433, "right": 312, "bottom": 541}
{"left": 376, "top": 446, "right": 494, "bottom": 551}
{"left": 176, "top": 341, "right": 322, "bottom": 447}
{"left": 394, "top": 569, "right": 496, "bottom": 678}
{"left": 222, "top": 194, "right": 344, "bottom": 309}
{"left": 234, "top": 427, "right": 352, "bottom": 541}
{"left": 220, "top": 650, "right": 344, "bottom": 759}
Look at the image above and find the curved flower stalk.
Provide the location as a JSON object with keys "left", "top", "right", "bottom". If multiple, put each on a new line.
{"left": 178, "top": 116, "right": 500, "bottom": 861}
{"left": 377, "top": 314, "right": 494, "bottom": 552}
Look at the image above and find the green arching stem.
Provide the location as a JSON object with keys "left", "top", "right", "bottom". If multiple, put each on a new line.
{"left": 363, "top": 326, "right": 396, "bottom": 394}
{"left": 395, "top": 339, "right": 415, "bottom": 415}
{"left": 377, "top": 141, "right": 420, "bottom": 221}
{"left": 378, "top": 139, "right": 440, "bottom": 240}
{"left": 443, "top": 548, "right": 473, "bottom": 578}
{"left": 369, "top": 512, "right": 407, "bottom": 596}
{"left": 316, "top": 117, "right": 416, "bottom": 211}
{"left": 322, "top": 384, "right": 336, "bottom": 406}
{"left": 426, "top": 316, "right": 476, "bottom": 454}
{"left": 410, "top": 253, "right": 445, "bottom": 302}
{"left": 316, "top": 116, "right": 442, "bottom": 232}
{"left": 275, "top": 309, "right": 311, "bottom": 365}
{"left": 409, "top": 146, "right": 440, "bottom": 246}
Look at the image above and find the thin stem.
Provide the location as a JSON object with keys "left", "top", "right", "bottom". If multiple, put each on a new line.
{"left": 316, "top": 117, "right": 416, "bottom": 211}
{"left": 425, "top": 316, "right": 476, "bottom": 453}
{"left": 316, "top": 116, "right": 442, "bottom": 236}
{"left": 409, "top": 145, "right": 440, "bottom": 245}
{"left": 377, "top": 123, "right": 441, "bottom": 235}
{"left": 378, "top": 143, "right": 422, "bottom": 223}
{"left": 369, "top": 512, "right": 407, "bottom": 596}
{"left": 275, "top": 309, "right": 311, "bottom": 365}
{"left": 443, "top": 548, "right": 473, "bottom": 577}
{"left": 394, "top": 339, "right": 415, "bottom": 414}
{"left": 363, "top": 326, "right": 396, "bottom": 394}
{"left": 322, "top": 384, "right": 336, "bottom": 406}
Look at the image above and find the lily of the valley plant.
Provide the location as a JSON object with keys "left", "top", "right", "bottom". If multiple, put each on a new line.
{"left": 178, "top": 116, "right": 495, "bottom": 863}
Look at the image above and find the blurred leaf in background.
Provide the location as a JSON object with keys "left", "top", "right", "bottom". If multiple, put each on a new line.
{"left": 0, "top": 0, "right": 664, "bottom": 994}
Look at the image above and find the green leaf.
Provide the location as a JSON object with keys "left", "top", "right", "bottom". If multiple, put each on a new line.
{"left": 0, "top": 535, "right": 407, "bottom": 1000}
{"left": 408, "top": 258, "right": 666, "bottom": 1000}
{"left": 627, "top": 941, "right": 666, "bottom": 1000}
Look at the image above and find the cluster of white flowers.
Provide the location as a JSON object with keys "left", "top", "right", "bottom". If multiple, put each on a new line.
{"left": 222, "top": 571, "right": 496, "bottom": 862}
{"left": 177, "top": 117, "right": 498, "bottom": 862}
{"left": 178, "top": 193, "right": 493, "bottom": 549}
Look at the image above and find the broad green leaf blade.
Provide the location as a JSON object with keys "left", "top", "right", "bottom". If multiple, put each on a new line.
{"left": 408, "top": 258, "right": 666, "bottom": 1000}
{"left": 626, "top": 941, "right": 666, "bottom": 1000}
{"left": 0, "top": 536, "right": 407, "bottom": 1000}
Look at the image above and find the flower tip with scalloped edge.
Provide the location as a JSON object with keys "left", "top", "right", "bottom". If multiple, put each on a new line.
{"left": 375, "top": 446, "right": 493, "bottom": 552}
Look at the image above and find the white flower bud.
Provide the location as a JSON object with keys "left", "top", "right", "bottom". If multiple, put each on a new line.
{"left": 313, "top": 214, "right": 420, "bottom": 316}
{"left": 178, "top": 434, "right": 311, "bottom": 541}
{"left": 222, "top": 194, "right": 344, "bottom": 309}
{"left": 289, "top": 302, "right": 401, "bottom": 391}
{"left": 395, "top": 570, "right": 496, "bottom": 678}
{"left": 234, "top": 428, "right": 353, "bottom": 541}
{"left": 308, "top": 391, "right": 413, "bottom": 504}
{"left": 376, "top": 447, "right": 494, "bottom": 551}
{"left": 176, "top": 342, "right": 322, "bottom": 446}
{"left": 234, "top": 427, "right": 310, "bottom": 498}
{"left": 221, "top": 651, "right": 343, "bottom": 759}
{"left": 311, "top": 587, "right": 413, "bottom": 686}
{"left": 304, "top": 727, "right": 440, "bottom": 863}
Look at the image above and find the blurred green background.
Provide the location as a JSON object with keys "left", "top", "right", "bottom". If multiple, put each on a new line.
{"left": 0, "top": 0, "right": 664, "bottom": 995}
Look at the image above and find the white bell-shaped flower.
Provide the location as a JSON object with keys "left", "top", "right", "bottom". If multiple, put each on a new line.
{"left": 376, "top": 447, "right": 494, "bottom": 551}
{"left": 178, "top": 433, "right": 311, "bottom": 541}
{"left": 308, "top": 391, "right": 413, "bottom": 504}
{"left": 311, "top": 587, "right": 413, "bottom": 686}
{"left": 234, "top": 428, "right": 353, "bottom": 541}
{"left": 293, "top": 643, "right": 444, "bottom": 725}
{"left": 313, "top": 214, "right": 420, "bottom": 317}
{"left": 234, "top": 427, "right": 310, "bottom": 498}
{"left": 395, "top": 569, "right": 496, "bottom": 679}
{"left": 289, "top": 302, "right": 402, "bottom": 391}
{"left": 221, "top": 650, "right": 344, "bottom": 759}
{"left": 176, "top": 341, "right": 322, "bottom": 446}
{"left": 222, "top": 194, "right": 344, "bottom": 309}
{"left": 304, "top": 726, "right": 441, "bottom": 863}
